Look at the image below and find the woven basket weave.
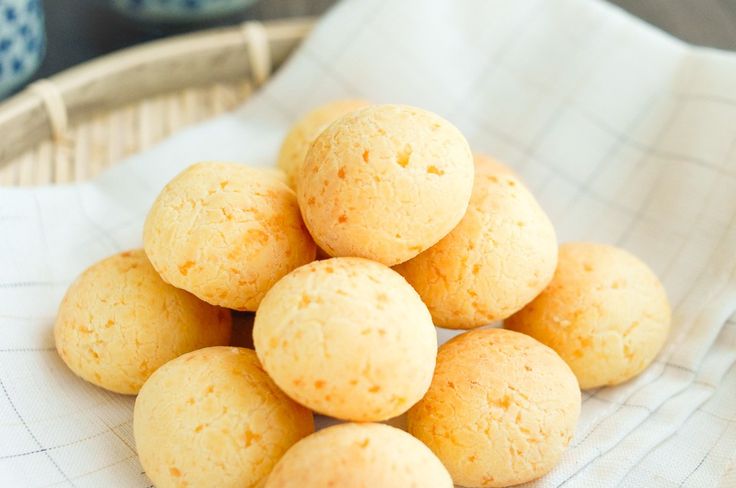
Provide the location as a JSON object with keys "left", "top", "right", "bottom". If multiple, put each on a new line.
{"left": 0, "top": 18, "right": 313, "bottom": 186}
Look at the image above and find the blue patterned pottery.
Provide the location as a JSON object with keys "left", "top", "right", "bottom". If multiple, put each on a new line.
{"left": 108, "top": 0, "right": 260, "bottom": 23}
{"left": 0, "top": 0, "right": 44, "bottom": 98}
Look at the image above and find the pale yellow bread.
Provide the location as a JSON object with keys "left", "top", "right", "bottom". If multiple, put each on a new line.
{"left": 297, "top": 104, "right": 474, "bottom": 266}
{"left": 134, "top": 347, "right": 314, "bottom": 488}
{"left": 143, "top": 162, "right": 316, "bottom": 311}
{"left": 264, "top": 423, "right": 453, "bottom": 488}
{"left": 277, "top": 99, "right": 370, "bottom": 188}
{"left": 408, "top": 328, "right": 580, "bottom": 487}
{"left": 253, "top": 257, "right": 437, "bottom": 421}
{"left": 395, "top": 154, "right": 557, "bottom": 329}
{"left": 54, "top": 249, "right": 231, "bottom": 395}
{"left": 506, "top": 242, "right": 671, "bottom": 389}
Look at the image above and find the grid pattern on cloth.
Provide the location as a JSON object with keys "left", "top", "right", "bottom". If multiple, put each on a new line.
{"left": 1, "top": 0, "right": 736, "bottom": 486}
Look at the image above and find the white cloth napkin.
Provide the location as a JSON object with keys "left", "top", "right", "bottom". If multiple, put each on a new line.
{"left": 1, "top": 0, "right": 735, "bottom": 486}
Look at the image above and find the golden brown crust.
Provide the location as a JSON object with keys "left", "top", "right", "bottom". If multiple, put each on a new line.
{"left": 265, "top": 423, "right": 452, "bottom": 488}
{"left": 506, "top": 242, "right": 671, "bottom": 389}
{"left": 253, "top": 257, "right": 437, "bottom": 421}
{"left": 408, "top": 328, "right": 580, "bottom": 487}
{"left": 54, "top": 249, "right": 231, "bottom": 395}
{"left": 143, "top": 162, "right": 316, "bottom": 311}
{"left": 297, "top": 104, "right": 474, "bottom": 266}
{"left": 134, "top": 347, "right": 314, "bottom": 488}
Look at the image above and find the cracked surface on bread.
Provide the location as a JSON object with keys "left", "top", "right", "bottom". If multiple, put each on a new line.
{"left": 54, "top": 249, "right": 232, "bottom": 395}
{"left": 134, "top": 347, "right": 314, "bottom": 488}
{"left": 506, "top": 242, "right": 671, "bottom": 389}
{"left": 277, "top": 99, "right": 370, "bottom": 189}
{"left": 408, "top": 328, "right": 580, "bottom": 488}
{"left": 395, "top": 154, "right": 557, "bottom": 329}
{"left": 143, "top": 162, "right": 316, "bottom": 311}
{"left": 253, "top": 257, "right": 437, "bottom": 421}
{"left": 265, "top": 423, "right": 452, "bottom": 488}
{"left": 297, "top": 104, "right": 474, "bottom": 266}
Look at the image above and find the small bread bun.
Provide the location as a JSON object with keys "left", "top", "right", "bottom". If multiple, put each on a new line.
{"left": 265, "top": 423, "right": 452, "bottom": 488}
{"left": 143, "top": 162, "right": 316, "bottom": 311}
{"left": 134, "top": 347, "right": 313, "bottom": 488}
{"left": 54, "top": 249, "right": 231, "bottom": 394}
{"left": 408, "top": 328, "right": 580, "bottom": 487}
{"left": 506, "top": 242, "right": 671, "bottom": 388}
{"left": 254, "top": 257, "right": 437, "bottom": 421}
{"left": 297, "top": 104, "right": 474, "bottom": 266}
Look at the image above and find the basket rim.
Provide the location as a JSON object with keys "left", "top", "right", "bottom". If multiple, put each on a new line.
{"left": 0, "top": 16, "right": 314, "bottom": 166}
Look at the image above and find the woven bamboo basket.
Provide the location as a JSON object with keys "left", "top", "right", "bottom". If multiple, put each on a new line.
{"left": 0, "top": 17, "right": 314, "bottom": 186}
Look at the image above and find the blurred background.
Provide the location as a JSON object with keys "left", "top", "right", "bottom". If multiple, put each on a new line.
{"left": 1, "top": 0, "right": 736, "bottom": 99}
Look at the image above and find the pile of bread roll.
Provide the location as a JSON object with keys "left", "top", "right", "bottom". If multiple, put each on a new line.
{"left": 55, "top": 101, "right": 671, "bottom": 488}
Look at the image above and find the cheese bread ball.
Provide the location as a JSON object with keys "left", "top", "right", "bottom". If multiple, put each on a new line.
{"left": 395, "top": 154, "right": 557, "bottom": 329}
{"left": 54, "top": 250, "right": 231, "bottom": 395}
{"left": 134, "top": 347, "right": 314, "bottom": 488}
{"left": 277, "top": 99, "right": 370, "bottom": 188}
{"left": 506, "top": 242, "right": 671, "bottom": 389}
{"left": 265, "top": 423, "right": 452, "bottom": 488}
{"left": 408, "top": 329, "right": 580, "bottom": 488}
{"left": 298, "top": 104, "right": 474, "bottom": 266}
{"left": 143, "top": 162, "right": 316, "bottom": 311}
{"left": 253, "top": 257, "right": 437, "bottom": 421}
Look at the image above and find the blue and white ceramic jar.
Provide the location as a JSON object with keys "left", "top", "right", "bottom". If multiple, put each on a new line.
{"left": 109, "top": 0, "right": 260, "bottom": 23}
{"left": 0, "top": 0, "right": 44, "bottom": 98}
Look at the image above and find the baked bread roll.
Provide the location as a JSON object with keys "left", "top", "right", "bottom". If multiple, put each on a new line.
{"left": 506, "top": 242, "right": 671, "bottom": 388}
{"left": 54, "top": 249, "right": 231, "bottom": 394}
{"left": 297, "top": 104, "right": 474, "bottom": 266}
{"left": 143, "top": 162, "right": 316, "bottom": 310}
{"left": 265, "top": 423, "right": 452, "bottom": 488}
{"left": 134, "top": 347, "right": 313, "bottom": 488}
{"left": 254, "top": 257, "right": 437, "bottom": 421}
{"left": 408, "top": 328, "right": 580, "bottom": 487}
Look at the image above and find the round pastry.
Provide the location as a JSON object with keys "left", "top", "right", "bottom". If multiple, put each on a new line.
{"left": 264, "top": 423, "right": 453, "bottom": 488}
{"left": 277, "top": 99, "right": 370, "bottom": 188}
{"left": 506, "top": 242, "right": 671, "bottom": 389}
{"left": 134, "top": 347, "right": 314, "bottom": 488}
{"left": 408, "top": 328, "right": 580, "bottom": 488}
{"left": 395, "top": 154, "right": 557, "bottom": 329}
{"left": 54, "top": 249, "right": 231, "bottom": 395}
{"left": 143, "top": 162, "right": 316, "bottom": 311}
{"left": 297, "top": 104, "right": 474, "bottom": 266}
{"left": 253, "top": 257, "right": 437, "bottom": 421}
